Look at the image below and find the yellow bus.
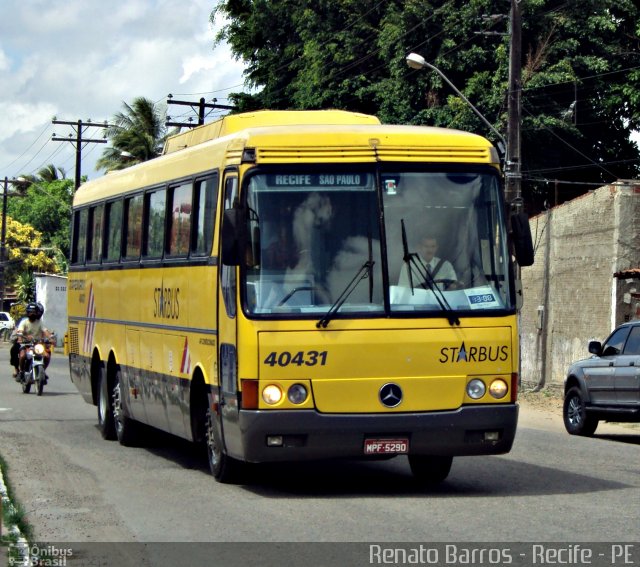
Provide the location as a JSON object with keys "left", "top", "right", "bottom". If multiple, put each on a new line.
{"left": 67, "top": 110, "right": 533, "bottom": 484}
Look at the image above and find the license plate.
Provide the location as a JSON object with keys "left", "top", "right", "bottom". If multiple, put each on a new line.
{"left": 364, "top": 438, "right": 409, "bottom": 455}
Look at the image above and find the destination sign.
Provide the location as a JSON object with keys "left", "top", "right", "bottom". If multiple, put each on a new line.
{"left": 265, "top": 173, "right": 372, "bottom": 189}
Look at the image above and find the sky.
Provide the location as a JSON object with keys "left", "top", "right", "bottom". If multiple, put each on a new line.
{"left": 0, "top": 0, "right": 245, "bottom": 183}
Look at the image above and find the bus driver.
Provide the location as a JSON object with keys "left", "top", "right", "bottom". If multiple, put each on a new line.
{"left": 398, "top": 235, "right": 458, "bottom": 291}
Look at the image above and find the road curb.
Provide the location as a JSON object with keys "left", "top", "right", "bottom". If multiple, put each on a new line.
{"left": 0, "top": 462, "right": 29, "bottom": 564}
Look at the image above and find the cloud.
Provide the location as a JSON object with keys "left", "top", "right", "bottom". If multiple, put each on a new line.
{"left": 180, "top": 55, "right": 217, "bottom": 84}
{"left": 0, "top": 48, "right": 9, "bottom": 72}
{"left": 0, "top": 102, "right": 57, "bottom": 139}
{"left": 0, "top": 0, "right": 244, "bottom": 178}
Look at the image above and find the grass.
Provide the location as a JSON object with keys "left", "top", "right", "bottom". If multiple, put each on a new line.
{"left": 0, "top": 453, "right": 33, "bottom": 546}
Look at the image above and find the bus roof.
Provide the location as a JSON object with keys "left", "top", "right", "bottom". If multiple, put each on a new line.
{"left": 74, "top": 111, "right": 499, "bottom": 206}
{"left": 163, "top": 110, "right": 381, "bottom": 154}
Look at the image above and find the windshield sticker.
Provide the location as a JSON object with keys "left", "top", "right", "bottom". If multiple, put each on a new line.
{"left": 465, "top": 286, "right": 501, "bottom": 309}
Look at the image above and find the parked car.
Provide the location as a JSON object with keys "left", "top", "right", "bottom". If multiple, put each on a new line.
{"left": 0, "top": 311, "right": 14, "bottom": 332}
{"left": 563, "top": 320, "right": 640, "bottom": 435}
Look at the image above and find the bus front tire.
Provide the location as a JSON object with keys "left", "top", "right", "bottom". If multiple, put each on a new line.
{"left": 408, "top": 455, "right": 453, "bottom": 484}
{"left": 98, "top": 364, "right": 116, "bottom": 440}
{"left": 205, "top": 407, "right": 241, "bottom": 483}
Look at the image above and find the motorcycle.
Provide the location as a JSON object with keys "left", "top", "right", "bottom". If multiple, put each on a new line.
{"left": 18, "top": 336, "right": 54, "bottom": 396}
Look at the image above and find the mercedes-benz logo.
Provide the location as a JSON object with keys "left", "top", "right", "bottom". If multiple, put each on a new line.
{"left": 379, "top": 383, "right": 403, "bottom": 408}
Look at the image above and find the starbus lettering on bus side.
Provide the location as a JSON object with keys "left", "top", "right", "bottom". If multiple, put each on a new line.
{"left": 153, "top": 283, "right": 180, "bottom": 319}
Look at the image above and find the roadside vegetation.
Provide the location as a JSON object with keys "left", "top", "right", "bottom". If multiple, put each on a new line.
{"left": 0, "top": 454, "right": 33, "bottom": 555}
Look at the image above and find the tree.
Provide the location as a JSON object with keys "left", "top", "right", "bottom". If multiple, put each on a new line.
{"left": 212, "top": 0, "right": 640, "bottom": 213}
{"left": 15, "top": 164, "right": 67, "bottom": 189}
{"left": 2, "top": 216, "right": 58, "bottom": 286}
{"left": 97, "top": 97, "right": 169, "bottom": 171}
{"left": 36, "top": 164, "right": 67, "bottom": 182}
{"left": 7, "top": 178, "right": 73, "bottom": 265}
{"left": 15, "top": 272, "right": 35, "bottom": 303}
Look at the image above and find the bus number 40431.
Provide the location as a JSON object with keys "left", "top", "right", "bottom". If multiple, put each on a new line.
{"left": 263, "top": 351, "right": 328, "bottom": 367}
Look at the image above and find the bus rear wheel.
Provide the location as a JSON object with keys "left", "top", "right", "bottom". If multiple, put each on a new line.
{"left": 205, "top": 407, "right": 241, "bottom": 483}
{"left": 97, "top": 364, "right": 116, "bottom": 440}
{"left": 408, "top": 455, "right": 453, "bottom": 484}
{"left": 112, "top": 367, "right": 138, "bottom": 446}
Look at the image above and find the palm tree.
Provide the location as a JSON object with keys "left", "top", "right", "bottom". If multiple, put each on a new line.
{"left": 37, "top": 164, "right": 67, "bottom": 182}
{"left": 12, "top": 165, "right": 67, "bottom": 194}
{"left": 97, "top": 97, "right": 168, "bottom": 172}
{"left": 15, "top": 272, "right": 35, "bottom": 303}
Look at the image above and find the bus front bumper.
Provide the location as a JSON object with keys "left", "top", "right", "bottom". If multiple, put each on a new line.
{"left": 233, "top": 404, "right": 518, "bottom": 463}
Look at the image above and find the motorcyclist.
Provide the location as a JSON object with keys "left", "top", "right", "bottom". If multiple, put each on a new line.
{"left": 13, "top": 302, "right": 53, "bottom": 380}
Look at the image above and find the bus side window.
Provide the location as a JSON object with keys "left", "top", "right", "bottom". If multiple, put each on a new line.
{"left": 168, "top": 182, "right": 192, "bottom": 257}
{"left": 71, "top": 208, "right": 89, "bottom": 265}
{"left": 86, "top": 204, "right": 104, "bottom": 263}
{"left": 124, "top": 194, "right": 143, "bottom": 260}
{"left": 221, "top": 175, "right": 238, "bottom": 318}
{"left": 192, "top": 174, "right": 218, "bottom": 256}
{"left": 104, "top": 199, "right": 123, "bottom": 262}
{"left": 144, "top": 188, "right": 167, "bottom": 258}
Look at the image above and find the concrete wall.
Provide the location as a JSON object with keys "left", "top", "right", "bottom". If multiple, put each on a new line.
{"left": 35, "top": 273, "right": 68, "bottom": 340}
{"left": 520, "top": 181, "right": 640, "bottom": 390}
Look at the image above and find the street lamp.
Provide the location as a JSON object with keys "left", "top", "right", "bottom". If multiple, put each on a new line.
{"left": 405, "top": 52, "right": 506, "bottom": 155}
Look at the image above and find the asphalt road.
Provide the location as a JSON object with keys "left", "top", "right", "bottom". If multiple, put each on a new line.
{"left": 0, "top": 342, "right": 638, "bottom": 554}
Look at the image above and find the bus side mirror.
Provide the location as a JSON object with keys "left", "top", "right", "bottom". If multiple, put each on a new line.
{"left": 221, "top": 208, "right": 245, "bottom": 266}
{"left": 221, "top": 208, "right": 261, "bottom": 267}
{"left": 511, "top": 212, "right": 534, "bottom": 267}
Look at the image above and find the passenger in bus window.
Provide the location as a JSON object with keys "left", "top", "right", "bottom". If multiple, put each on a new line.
{"left": 398, "top": 235, "right": 458, "bottom": 291}
{"left": 287, "top": 193, "right": 334, "bottom": 302}
{"left": 263, "top": 225, "right": 296, "bottom": 271}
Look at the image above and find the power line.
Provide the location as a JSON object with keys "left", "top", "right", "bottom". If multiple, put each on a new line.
{"left": 165, "top": 97, "right": 234, "bottom": 129}
{"left": 51, "top": 120, "right": 109, "bottom": 190}
{"left": 29, "top": 143, "right": 67, "bottom": 176}
{"left": 522, "top": 65, "right": 640, "bottom": 94}
{"left": 520, "top": 105, "right": 618, "bottom": 180}
{"left": 0, "top": 122, "right": 53, "bottom": 173}
{"left": 524, "top": 176, "right": 635, "bottom": 187}
{"left": 11, "top": 137, "right": 54, "bottom": 176}
{"left": 526, "top": 157, "right": 640, "bottom": 175}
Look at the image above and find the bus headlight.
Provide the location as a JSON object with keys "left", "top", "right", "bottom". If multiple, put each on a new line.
{"left": 287, "top": 384, "right": 308, "bottom": 404}
{"left": 262, "top": 384, "right": 283, "bottom": 405}
{"left": 489, "top": 379, "right": 508, "bottom": 399}
{"left": 467, "top": 379, "right": 486, "bottom": 399}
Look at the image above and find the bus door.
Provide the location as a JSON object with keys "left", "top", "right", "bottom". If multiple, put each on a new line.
{"left": 216, "top": 171, "right": 242, "bottom": 457}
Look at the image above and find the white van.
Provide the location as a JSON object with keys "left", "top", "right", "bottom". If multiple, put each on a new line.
{"left": 0, "top": 311, "right": 14, "bottom": 332}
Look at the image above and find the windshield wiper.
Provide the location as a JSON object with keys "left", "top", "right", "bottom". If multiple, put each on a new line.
{"left": 316, "top": 261, "right": 374, "bottom": 329}
{"left": 400, "top": 219, "right": 460, "bottom": 326}
{"left": 401, "top": 219, "right": 417, "bottom": 291}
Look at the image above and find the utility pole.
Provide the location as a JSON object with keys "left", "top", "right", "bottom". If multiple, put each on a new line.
{"left": 0, "top": 177, "right": 25, "bottom": 309}
{"left": 0, "top": 177, "right": 8, "bottom": 308}
{"left": 505, "top": 0, "right": 522, "bottom": 213}
{"left": 52, "top": 120, "right": 109, "bottom": 191}
{"left": 166, "top": 97, "right": 234, "bottom": 129}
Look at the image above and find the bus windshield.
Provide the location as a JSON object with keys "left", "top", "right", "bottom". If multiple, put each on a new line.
{"left": 243, "top": 166, "right": 511, "bottom": 318}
